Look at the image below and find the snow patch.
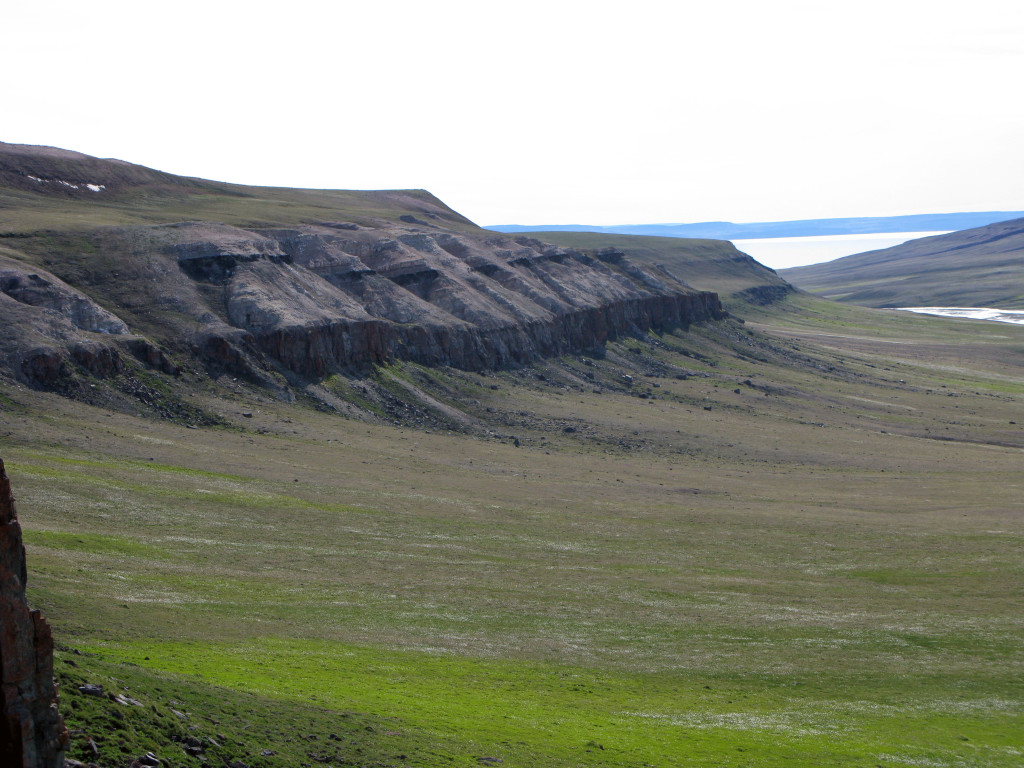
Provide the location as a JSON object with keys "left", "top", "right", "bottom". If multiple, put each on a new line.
{"left": 898, "top": 307, "right": 1024, "bottom": 325}
{"left": 20, "top": 173, "right": 106, "bottom": 192}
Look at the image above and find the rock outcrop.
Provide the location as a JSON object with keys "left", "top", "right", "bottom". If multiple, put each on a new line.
{"left": 0, "top": 458, "right": 68, "bottom": 768}
{"left": 147, "top": 223, "right": 728, "bottom": 379}
{"left": 0, "top": 255, "right": 130, "bottom": 388}
{"left": 1, "top": 221, "right": 727, "bottom": 392}
{"left": 0, "top": 142, "right": 735, "bottom": 397}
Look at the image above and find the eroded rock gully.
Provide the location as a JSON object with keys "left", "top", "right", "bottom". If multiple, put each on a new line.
{"left": 0, "top": 458, "right": 67, "bottom": 768}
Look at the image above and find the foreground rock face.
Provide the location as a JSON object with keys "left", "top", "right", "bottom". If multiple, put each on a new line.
{"left": 0, "top": 458, "right": 67, "bottom": 768}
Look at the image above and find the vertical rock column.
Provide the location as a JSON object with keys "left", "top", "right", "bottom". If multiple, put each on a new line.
{"left": 0, "top": 457, "right": 67, "bottom": 768}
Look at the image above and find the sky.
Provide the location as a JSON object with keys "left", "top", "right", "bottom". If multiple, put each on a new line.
{"left": 5, "top": 0, "right": 1024, "bottom": 231}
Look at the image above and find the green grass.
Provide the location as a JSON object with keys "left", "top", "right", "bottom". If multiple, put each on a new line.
{"left": 5, "top": 299, "right": 1024, "bottom": 766}
{"left": 56, "top": 648, "right": 472, "bottom": 768}
{"left": 78, "top": 637, "right": 1023, "bottom": 768}
{"left": 0, "top": 177, "right": 481, "bottom": 234}
{"left": 23, "top": 529, "right": 169, "bottom": 560}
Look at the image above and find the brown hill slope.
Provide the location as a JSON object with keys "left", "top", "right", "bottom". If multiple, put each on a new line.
{"left": 780, "top": 217, "right": 1024, "bottom": 308}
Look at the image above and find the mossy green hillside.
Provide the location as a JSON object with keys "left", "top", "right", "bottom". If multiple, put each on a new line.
{"left": 77, "top": 638, "right": 1023, "bottom": 768}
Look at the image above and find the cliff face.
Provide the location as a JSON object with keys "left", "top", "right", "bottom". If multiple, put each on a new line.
{"left": 0, "top": 143, "right": 728, "bottom": 395}
{"left": 3, "top": 222, "right": 726, "bottom": 391}
{"left": 0, "top": 458, "right": 68, "bottom": 768}
{"left": 0, "top": 254, "right": 132, "bottom": 387}
{"left": 218, "top": 226, "right": 726, "bottom": 377}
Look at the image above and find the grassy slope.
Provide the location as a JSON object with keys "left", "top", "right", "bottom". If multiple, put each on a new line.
{"left": 780, "top": 218, "right": 1024, "bottom": 309}
{"left": 4, "top": 295, "right": 1023, "bottom": 767}
{"left": 0, "top": 183, "right": 480, "bottom": 233}
{"left": 0, "top": 143, "right": 479, "bottom": 233}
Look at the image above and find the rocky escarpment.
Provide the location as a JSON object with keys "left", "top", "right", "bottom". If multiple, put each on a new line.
{"left": 2, "top": 221, "right": 726, "bottom": 392}
{"left": 0, "top": 253, "right": 177, "bottom": 389}
{"left": 0, "top": 458, "right": 68, "bottom": 768}
{"left": 0, "top": 143, "right": 731, "bottom": 397}
{"left": 173, "top": 224, "right": 726, "bottom": 378}
{"left": 0, "top": 255, "right": 127, "bottom": 386}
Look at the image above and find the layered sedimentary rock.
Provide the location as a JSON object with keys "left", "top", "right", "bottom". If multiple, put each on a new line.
{"left": 2, "top": 221, "right": 726, "bottom": 390}
{"left": 167, "top": 223, "right": 727, "bottom": 378}
{"left": 0, "top": 255, "right": 130, "bottom": 386}
{"left": 0, "top": 458, "right": 68, "bottom": 768}
{"left": 0, "top": 142, "right": 744, "bottom": 395}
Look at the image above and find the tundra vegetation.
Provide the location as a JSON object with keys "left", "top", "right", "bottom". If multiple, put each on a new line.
{"left": 1, "top": 143, "right": 1022, "bottom": 766}
{"left": 2, "top": 294, "right": 1022, "bottom": 767}
{"left": 778, "top": 216, "right": 1024, "bottom": 309}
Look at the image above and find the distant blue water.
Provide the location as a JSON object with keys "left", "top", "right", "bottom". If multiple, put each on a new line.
{"left": 487, "top": 211, "right": 1024, "bottom": 241}
{"left": 737, "top": 232, "right": 949, "bottom": 270}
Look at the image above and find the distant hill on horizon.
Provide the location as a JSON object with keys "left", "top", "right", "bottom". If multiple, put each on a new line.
{"left": 488, "top": 212, "right": 1024, "bottom": 241}
{"left": 780, "top": 216, "right": 1024, "bottom": 309}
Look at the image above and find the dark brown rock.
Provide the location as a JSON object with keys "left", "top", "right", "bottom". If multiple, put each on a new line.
{"left": 69, "top": 343, "right": 123, "bottom": 378}
{"left": 0, "top": 457, "right": 68, "bottom": 768}
{"left": 124, "top": 339, "right": 180, "bottom": 376}
{"left": 18, "top": 349, "right": 65, "bottom": 388}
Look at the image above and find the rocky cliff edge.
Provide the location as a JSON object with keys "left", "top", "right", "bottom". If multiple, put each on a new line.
{"left": 2, "top": 222, "right": 726, "bottom": 392}
{"left": 0, "top": 458, "right": 68, "bottom": 768}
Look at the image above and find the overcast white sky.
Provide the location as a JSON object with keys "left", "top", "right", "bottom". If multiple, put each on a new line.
{"left": 5, "top": 1, "right": 1023, "bottom": 227}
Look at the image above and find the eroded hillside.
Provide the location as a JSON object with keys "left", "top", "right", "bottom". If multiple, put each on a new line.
{"left": 1, "top": 143, "right": 736, "bottom": 406}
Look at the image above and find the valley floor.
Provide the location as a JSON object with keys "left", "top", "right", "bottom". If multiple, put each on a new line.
{"left": 3, "top": 294, "right": 1022, "bottom": 767}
